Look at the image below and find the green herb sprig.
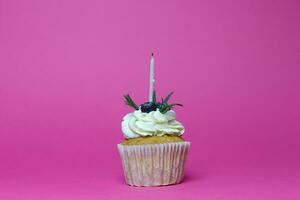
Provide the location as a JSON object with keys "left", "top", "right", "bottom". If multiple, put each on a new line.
{"left": 124, "top": 94, "right": 139, "bottom": 110}
{"left": 123, "top": 91, "right": 182, "bottom": 113}
{"left": 159, "top": 92, "right": 183, "bottom": 114}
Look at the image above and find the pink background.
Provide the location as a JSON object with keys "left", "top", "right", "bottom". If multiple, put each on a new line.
{"left": 1, "top": 0, "right": 300, "bottom": 199}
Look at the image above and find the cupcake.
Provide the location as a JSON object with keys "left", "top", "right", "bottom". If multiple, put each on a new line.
{"left": 118, "top": 91, "right": 190, "bottom": 186}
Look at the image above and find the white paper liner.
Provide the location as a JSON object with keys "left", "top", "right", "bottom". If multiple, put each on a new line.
{"left": 118, "top": 141, "right": 190, "bottom": 187}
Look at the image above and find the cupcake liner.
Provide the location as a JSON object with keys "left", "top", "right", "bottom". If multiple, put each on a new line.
{"left": 118, "top": 141, "right": 190, "bottom": 187}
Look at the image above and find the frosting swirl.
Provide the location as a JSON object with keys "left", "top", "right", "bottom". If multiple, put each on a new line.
{"left": 121, "top": 109, "right": 184, "bottom": 139}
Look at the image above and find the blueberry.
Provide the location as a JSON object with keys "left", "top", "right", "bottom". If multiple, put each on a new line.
{"left": 140, "top": 102, "right": 157, "bottom": 113}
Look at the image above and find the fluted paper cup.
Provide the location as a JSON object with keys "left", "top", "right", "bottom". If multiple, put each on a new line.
{"left": 118, "top": 141, "right": 190, "bottom": 187}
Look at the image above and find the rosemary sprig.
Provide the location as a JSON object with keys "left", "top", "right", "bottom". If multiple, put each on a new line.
{"left": 162, "top": 92, "right": 173, "bottom": 104}
{"left": 152, "top": 90, "right": 156, "bottom": 103}
{"left": 159, "top": 92, "right": 183, "bottom": 114}
{"left": 124, "top": 94, "right": 139, "bottom": 110}
{"left": 159, "top": 103, "right": 183, "bottom": 114}
{"left": 123, "top": 91, "right": 182, "bottom": 113}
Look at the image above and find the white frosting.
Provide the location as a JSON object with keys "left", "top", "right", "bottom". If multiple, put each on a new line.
{"left": 121, "top": 109, "right": 185, "bottom": 139}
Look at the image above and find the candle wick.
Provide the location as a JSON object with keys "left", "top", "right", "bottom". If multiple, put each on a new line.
{"left": 151, "top": 53, "right": 154, "bottom": 56}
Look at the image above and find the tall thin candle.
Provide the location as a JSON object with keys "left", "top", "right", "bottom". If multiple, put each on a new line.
{"left": 149, "top": 53, "right": 155, "bottom": 102}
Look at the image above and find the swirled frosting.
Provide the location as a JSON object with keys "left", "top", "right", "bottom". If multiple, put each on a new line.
{"left": 121, "top": 109, "right": 184, "bottom": 139}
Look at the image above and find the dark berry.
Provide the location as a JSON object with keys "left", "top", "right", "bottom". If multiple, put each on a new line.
{"left": 140, "top": 102, "right": 157, "bottom": 113}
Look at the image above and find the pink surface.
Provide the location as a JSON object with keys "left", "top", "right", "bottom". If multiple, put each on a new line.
{"left": 0, "top": 0, "right": 300, "bottom": 199}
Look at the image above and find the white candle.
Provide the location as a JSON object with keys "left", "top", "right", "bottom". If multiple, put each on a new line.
{"left": 149, "top": 53, "right": 155, "bottom": 102}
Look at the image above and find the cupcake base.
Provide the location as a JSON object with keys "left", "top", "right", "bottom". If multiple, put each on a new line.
{"left": 118, "top": 141, "right": 190, "bottom": 187}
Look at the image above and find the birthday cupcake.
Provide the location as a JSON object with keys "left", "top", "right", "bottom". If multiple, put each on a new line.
{"left": 118, "top": 55, "right": 190, "bottom": 187}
